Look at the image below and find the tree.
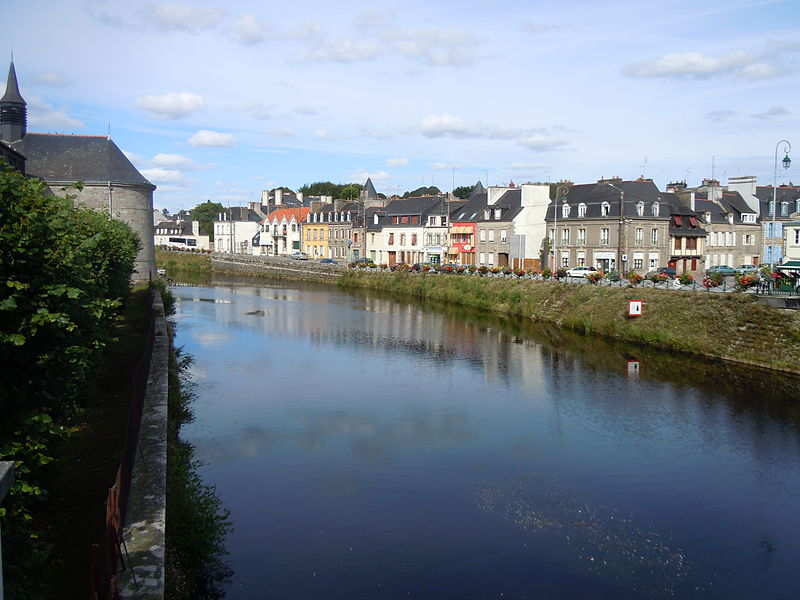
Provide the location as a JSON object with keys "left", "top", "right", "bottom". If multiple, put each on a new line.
{"left": 340, "top": 184, "right": 362, "bottom": 201}
{"left": 190, "top": 200, "right": 224, "bottom": 240}
{"left": 299, "top": 181, "right": 341, "bottom": 197}
{"left": 452, "top": 185, "right": 472, "bottom": 199}
{"left": 403, "top": 186, "right": 441, "bottom": 198}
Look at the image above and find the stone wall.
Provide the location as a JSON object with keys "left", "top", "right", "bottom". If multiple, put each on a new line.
{"left": 211, "top": 253, "right": 345, "bottom": 283}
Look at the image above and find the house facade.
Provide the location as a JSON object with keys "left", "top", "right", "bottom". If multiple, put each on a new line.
{"left": 154, "top": 220, "right": 211, "bottom": 251}
{"left": 370, "top": 196, "right": 442, "bottom": 266}
{"left": 214, "top": 207, "right": 262, "bottom": 254}
{"left": 261, "top": 207, "right": 310, "bottom": 256}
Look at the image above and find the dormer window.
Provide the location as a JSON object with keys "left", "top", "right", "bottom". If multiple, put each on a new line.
{"left": 636, "top": 201, "right": 644, "bottom": 216}
{"left": 484, "top": 209, "right": 491, "bottom": 220}
{"left": 373, "top": 213, "right": 379, "bottom": 224}
{"left": 561, "top": 204, "right": 570, "bottom": 218}
{"left": 728, "top": 214, "right": 734, "bottom": 224}
{"left": 652, "top": 202, "right": 660, "bottom": 217}
{"left": 601, "top": 202, "right": 610, "bottom": 216}
{"left": 578, "top": 203, "right": 587, "bottom": 217}
{"left": 494, "top": 208, "right": 502, "bottom": 219}
{"left": 781, "top": 202, "right": 789, "bottom": 216}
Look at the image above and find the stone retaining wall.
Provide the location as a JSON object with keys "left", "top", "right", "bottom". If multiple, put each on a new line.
{"left": 210, "top": 253, "right": 344, "bottom": 283}
{"left": 117, "top": 293, "right": 168, "bottom": 599}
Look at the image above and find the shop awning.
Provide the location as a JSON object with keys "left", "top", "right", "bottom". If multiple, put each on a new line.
{"left": 451, "top": 226, "right": 472, "bottom": 234}
{"left": 775, "top": 260, "right": 800, "bottom": 271}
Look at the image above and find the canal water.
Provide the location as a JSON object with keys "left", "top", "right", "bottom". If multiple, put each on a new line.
{"left": 172, "top": 277, "right": 800, "bottom": 599}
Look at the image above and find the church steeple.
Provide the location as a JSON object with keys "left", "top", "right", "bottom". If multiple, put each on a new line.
{"left": 1, "top": 58, "right": 27, "bottom": 143}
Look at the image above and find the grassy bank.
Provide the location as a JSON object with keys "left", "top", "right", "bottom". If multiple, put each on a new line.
{"left": 340, "top": 271, "right": 800, "bottom": 373}
{"left": 156, "top": 248, "right": 212, "bottom": 274}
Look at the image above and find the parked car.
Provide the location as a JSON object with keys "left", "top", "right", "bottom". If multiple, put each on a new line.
{"left": 565, "top": 266, "right": 599, "bottom": 278}
{"left": 646, "top": 267, "right": 677, "bottom": 279}
{"left": 290, "top": 251, "right": 309, "bottom": 260}
{"left": 707, "top": 265, "right": 737, "bottom": 276}
{"left": 320, "top": 258, "right": 339, "bottom": 264}
{"left": 353, "top": 257, "right": 374, "bottom": 265}
{"left": 737, "top": 264, "right": 758, "bottom": 274}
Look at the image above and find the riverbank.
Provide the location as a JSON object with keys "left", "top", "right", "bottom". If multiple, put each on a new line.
{"left": 340, "top": 270, "right": 800, "bottom": 373}
{"left": 157, "top": 250, "right": 800, "bottom": 373}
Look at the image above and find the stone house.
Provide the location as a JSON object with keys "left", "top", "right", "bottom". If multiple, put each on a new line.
{"left": 154, "top": 220, "right": 211, "bottom": 251}
{"left": 214, "top": 206, "right": 262, "bottom": 254}
{"left": 260, "top": 207, "right": 310, "bottom": 256}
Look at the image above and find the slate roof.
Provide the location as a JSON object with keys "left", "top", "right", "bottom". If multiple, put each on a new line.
{"left": 224, "top": 206, "right": 261, "bottom": 222}
{"left": 384, "top": 196, "right": 441, "bottom": 216}
{"left": 549, "top": 180, "right": 671, "bottom": 221}
{"left": 480, "top": 189, "right": 522, "bottom": 222}
{"left": 452, "top": 193, "right": 487, "bottom": 222}
{"left": 11, "top": 133, "right": 155, "bottom": 187}
{"left": 755, "top": 185, "right": 800, "bottom": 215}
{"left": 362, "top": 178, "right": 378, "bottom": 198}
{"left": 365, "top": 207, "right": 386, "bottom": 231}
{"left": 469, "top": 180, "right": 486, "bottom": 199}
{"left": 1, "top": 60, "right": 25, "bottom": 104}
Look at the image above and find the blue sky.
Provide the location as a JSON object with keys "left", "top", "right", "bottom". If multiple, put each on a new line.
{"left": 4, "top": 0, "right": 799, "bottom": 212}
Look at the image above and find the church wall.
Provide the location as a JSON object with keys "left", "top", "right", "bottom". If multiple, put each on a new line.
{"left": 49, "top": 182, "right": 156, "bottom": 281}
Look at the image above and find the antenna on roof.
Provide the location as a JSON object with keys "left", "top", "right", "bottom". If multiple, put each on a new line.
{"left": 107, "top": 123, "right": 111, "bottom": 140}
{"left": 711, "top": 155, "right": 715, "bottom": 180}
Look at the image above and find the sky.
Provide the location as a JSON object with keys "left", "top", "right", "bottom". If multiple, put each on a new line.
{"left": 4, "top": 0, "right": 799, "bottom": 213}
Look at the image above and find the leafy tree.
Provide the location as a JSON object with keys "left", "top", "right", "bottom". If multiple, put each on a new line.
{"left": 299, "top": 181, "right": 341, "bottom": 197}
{"left": 339, "top": 184, "right": 362, "bottom": 201}
{"left": 403, "top": 186, "right": 441, "bottom": 198}
{"left": 452, "top": 185, "right": 472, "bottom": 199}
{"left": 190, "top": 200, "right": 224, "bottom": 240}
{"left": 0, "top": 162, "right": 140, "bottom": 594}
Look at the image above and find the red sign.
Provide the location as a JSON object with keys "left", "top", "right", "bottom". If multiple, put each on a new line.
{"left": 628, "top": 300, "right": 643, "bottom": 316}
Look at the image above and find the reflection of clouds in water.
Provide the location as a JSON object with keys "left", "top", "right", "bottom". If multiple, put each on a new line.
{"left": 187, "top": 363, "right": 208, "bottom": 380}
{"left": 192, "top": 330, "right": 235, "bottom": 347}
{"left": 192, "top": 437, "right": 234, "bottom": 464}
{"left": 319, "top": 472, "right": 360, "bottom": 496}
{"left": 479, "top": 473, "right": 694, "bottom": 598}
{"left": 238, "top": 426, "right": 274, "bottom": 457}
{"left": 292, "top": 411, "right": 471, "bottom": 463}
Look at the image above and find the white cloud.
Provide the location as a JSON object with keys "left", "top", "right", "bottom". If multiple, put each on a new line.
{"left": 430, "top": 162, "right": 458, "bottom": 170}
{"left": 27, "top": 96, "right": 84, "bottom": 131}
{"left": 293, "top": 104, "right": 319, "bottom": 116}
{"left": 386, "top": 157, "right": 409, "bottom": 167}
{"left": 517, "top": 134, "right": 566, "bottom": 152}
{"left": 135, "top": 92, "right": 205, "bottom": 119}
{"left": 234, "top": 100, "right": 273, "bottom": 120}
{"left": 35, "top": 72, "right": 72, "bottom": 86}
{"left": 520, "top": 20, "right": 555, "bottom": 35}
{"left": 623, "top": 50, "right": 780, "bottom": 80}
{"left": 147, "top": 153, "right": 214, "bottom": 170}
{"left": 187, "top": 130, "right": 235, "bottom": 147}
{"left": 508, "top": 161, "right": 547, "bottom": 170}
{"left": 419, "top": 114, "right": 518, "bottom": 139}
{"left": 137, "top": 4, "right": 223, "bottom": 33}
{"left": 270, "top": 128, "right": 296, "bottom": 138}
{"left": 392, "top": 28, "right": 479, "bottom": 66}
{"left": 751, "top": 106, "right": 789, "bottom": 120}
{"left": 230, "top": 13, "right": 268, "bottom": 46}
{"left": 141, "top": 167, "right": 184, "bottom": 183}
{"left": 296, "top": 39, "right": 382, "bottom": 63}
{"left": 313, "top": 129, "right": 333, "bottom": 140}
{"left": 704, "top": 109, "right": 737, "bottom": 122}
{"left": 349, "top": 169, "right": 389, "bottom": 182}
{"left": 360, "top": 126, "right": 394, "bottom": 140}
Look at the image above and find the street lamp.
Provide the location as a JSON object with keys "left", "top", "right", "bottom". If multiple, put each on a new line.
{"left": 770, "top": 140, "right": 791, "bottom": 267}
{"left": 552, "top": 185, "right": 569, "bottom": 271}
{"left": 607, "top": 183, "right": 625, "bottom": 275}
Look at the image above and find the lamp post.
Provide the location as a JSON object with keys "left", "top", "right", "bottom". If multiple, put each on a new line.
{"left": 552, "top": 185, "right": 569, "bottom": 271}
{"left": 770, "top": 140, "right": 792, "bottom": 267}
{"left": 607, "top": 183, "right": 625, "bottom": 275}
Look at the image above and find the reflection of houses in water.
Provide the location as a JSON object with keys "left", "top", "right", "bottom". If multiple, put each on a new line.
{"left": 178, "top": 285, "right": 549, "bottom": 390}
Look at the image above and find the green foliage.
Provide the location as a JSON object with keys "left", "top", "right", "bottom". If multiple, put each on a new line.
{"left": 190, "top": 200, "right": 224, "bottom": 240}
{"left": 403, "top": 186, "right": 441, "bottom": 198}
{"left": 339, "top": 183, "right": 362, "bottom": 200}
{"left": 166, "top": 350, "right": 232, "bottom": 599}
{"left": 0, "top": 162, "right": 139, "bottom": 594}
{"left": 452, "top": 185, "right": 473, "bottom": 199}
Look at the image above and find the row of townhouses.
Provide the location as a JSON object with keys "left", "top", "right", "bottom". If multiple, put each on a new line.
{"left": 157, "top": 176, "right": 800, "bottom": 275}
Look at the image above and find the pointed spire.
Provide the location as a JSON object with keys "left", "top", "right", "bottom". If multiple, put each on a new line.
{"left": 468, "top": 180, "right": 485, "bottom": 198}
{"left": 363, "top": 177, "right": 377, "bottom": 198}
{"left": 1, "top": 59, "right": 25, "bottom": 104}
{"left": 1, "top": 58, "right": 27, "bottom": 143}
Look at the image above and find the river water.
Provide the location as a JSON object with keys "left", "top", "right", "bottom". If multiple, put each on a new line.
{"left": 172, "top": 276, "right": 800, "bottom": 599}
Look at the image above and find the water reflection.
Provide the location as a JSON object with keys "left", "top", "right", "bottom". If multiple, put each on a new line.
{"left": 172, "top": 274, "right": 800, "bottom": 599}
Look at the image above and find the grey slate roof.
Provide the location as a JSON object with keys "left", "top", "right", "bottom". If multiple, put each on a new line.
{"left": 224, "top": 206, "right": 261, "bottom": 222}
{"left": 363, "top": 178, "right": 378, "bottom": 198}
{"left": 468, "top": 180, "right": 485, "bottom": 199}
{"left": 11, "top": 133, "right": 155, "bottom": 187}
{"left": 480, "top": 189, "right": 522, "bottom": 222}
{"left": 1, "top": 61, "right": 25, "bottom": 104}
{"left": 549, "top": 180, "right": 671, "bottom": 221}
{"left": 452, "top": 193, "right": 487, "bottom": 222}
{"left": 384, "top": 196, "right": 441, "bottom": 216}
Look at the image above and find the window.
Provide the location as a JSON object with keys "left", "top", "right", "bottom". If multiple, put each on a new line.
{"left": 687, "top": 237, "right": 697, "bottom": 250}
{"left": 410, "top": 216, "right": 419, "bottom": 224}
{"left": 320, "top": 229, "right": 325, "bottom": 240}
{"left": 651, "top": 228, "right": 658, "bottom": 245}
{"left": 578, "top": 228, "right": 586, "bottom": 244}
{"left": 388, "top": 233, "right": 394, "bottom": 245}
{"left": 484, "top": 209, "right": 491, "bottom": 220}
{"left": 400, "top": 234, "right": 406, "bottom": 245}
{"left": 488, "top": 253, "right": 495, "bottom": 265}
{"left": 479, "top": 252, "right": 486, "bottom": 264}
{"left": 489, "top": 230, "right": 495, "bottom": 242}
{"left": 562, "top": 203, "right": 570, "bottom": 218}
{"left": 781, "top": 202, "right": 789, "bottom": 216}
{"left": 561, "top": 228, "right": 569, "bottom": 245}
{"left": 635, "top": 227, "right": 643, "bottom": 245}
{"left": 795, "top": 229, "right": 800, "bottom": 244}
{"left": 742, "top": 214, "right": 756, "bottom": 223}
{"left": 601, "top": 228, "right": 609, "bottom": 245}
{"left": 500, "top": 229, "right": 507, "bottom": 242}
{"left": 652, "top": 202, "right": 660, "bottom": 216}
{"left": 768, "top": 201, "right": 775, "bottom": 216}
{"left": 744, "top": 234, "right": 752, "bottom": 245}
{"left": 636, "top": 201, "right": 644, "bottom": 216}
{"left": 411, "top": 234, "right": 417, "bottom": 246}
{"left": 674, "top": 237, "right": 682, "bottom": 252}
{"left": 578, "top": 203, "right": 587, "bottom": 217}
{"left": 480, "top": 230, "right": 486, "bottom": 242}
{"left": 312, "top": 229, "right": 317, "bottom": 240}
{"left": 634, "top": 258, "right": 643, "bottom": 269}
{"left": 306, "top": 230, "right": 310, "bottom": 240}
{"left": 495, "top": 208, "right": 502, "bottom": 219}
{"left": 354, "top": 232, "right": 359, "bottom": 243}
{"left": 371, "top": 233, "right": 375, "bottom": 243}
{"left": 601, "top": 202, "right": 610, "bottom": 216}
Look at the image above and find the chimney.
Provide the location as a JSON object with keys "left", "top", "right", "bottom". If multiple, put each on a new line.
{"left": 297, "top": 191, "right": 304, "bottom": 204}
{"left": 275, "top": 189, "right": 283, "bottom": 205}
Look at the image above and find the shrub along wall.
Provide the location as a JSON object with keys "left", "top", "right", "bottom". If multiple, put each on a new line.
{"left": 340, "top": 271, "right": 800, "bottom": 373}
